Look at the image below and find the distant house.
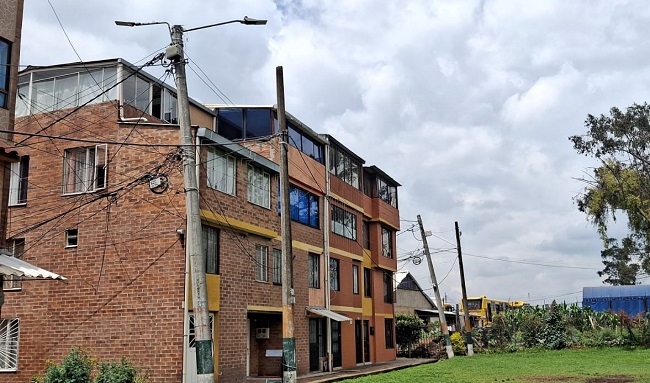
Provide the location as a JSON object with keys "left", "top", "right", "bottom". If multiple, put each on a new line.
{"left": 582, "top": 285, "right": 650, "bottom": 317}
{"left": 394, "top": 271, "right": 458, "bottom": 329}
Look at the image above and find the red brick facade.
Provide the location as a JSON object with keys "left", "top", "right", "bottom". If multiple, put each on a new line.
{"left": 4, "top": 60, "right": 400, "bottom": 383}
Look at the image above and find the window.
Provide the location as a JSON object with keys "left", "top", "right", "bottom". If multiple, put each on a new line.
{"left": 329, "top": 146, "right": 359, "bottom": 188}
{"left": 0, "top": 39, "right": 10, "bottom": 109}
{"left": 385, "top": 318, "right": 394, "bottom": 349}
{"left": 65, "top": 229, "right": 78, "bottom": 248}
{"left": 201, "top": 225, "right": 219, "bottom": 274}
{"left": 383, "top": 271, "right": 393, "bottom": 303}
{"left": 216, "top": 108, "right": 273, "bottom": 140}
{"left": 9, "top": 156, "right": 29, "bottom": 205}
{"left": 63, "top": 145, "right": 107, "bottom": 194}
{"left": 308, "top": 253, "right": 320, "bottom": 288}
{"left": 16, "top": 67, "right": 118, "bottom": 117}
{"left": 188, "top": 313, "right": 214, "bottom": 348}
{"left": 377, "top": 177, "right": 398, "bottom": 208}
{"left": 352, "top": 265, "right": 359, "bottom": 295}
{"left": 256, "top": 245, "right": 268, "bottom": 282}
{"left": 329, "top": 258, "right": 339, "bottom": 291}
{"left": 364, "top": 268, "right": 372, "bottom": 297}
{"left": 332, "top": 205, "right": 357, "bottom": 240}
{"left": 207, "top": 148, "right": 236, "bottom": 195}
{"left": 381, "top": 227, "right": 393, "bottom": 258}
{"left": 3, "top": 239, "right": 24, "bottom": 291}
{"left": 0, "top": 318, "right": 19, "bottom": 371}
{"left": 362, "top": 221, "right": 370, "bottom": 249}
{"left": 286, "top": 123, "right": 323, "bottom": 163}
{"left": 122, "top": 74, "right": 150, "bottom": 113}
{"left": 287, "top": 185, "right": 319, "bottom": 228}
{"left": 272, "top": 249, "right": 282, "bottom": 285}
{"left": 248, "top": 166, "right": 270, "bottom": 208}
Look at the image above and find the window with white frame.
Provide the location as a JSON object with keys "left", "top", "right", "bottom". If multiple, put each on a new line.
{"left": 207, "top": 148, "right": 236, "bottom": 195}
{"left": 0, "top": 318, "right": 20, "bottom": 371}
{"left": 63, "top": 145, "right": 107, "bottom": 194}
{"left": 65, "top": 229, "right": 78, "bottom": 248}
{"left": 3, "top": 239, "right": 24, "bottom": 291}
{"left": 381, "top": 227, "right": 393, "bottom": 259}
{"left": 352, "top": 264, "right": 359, "bottom": 295}
{"left": 256, "top": 245, "right": 268, "bottom": 282}
{"left": 9, "top": 156, "right": 29, "bottom": 205}
{"left": 332, "top": 205, "right": 357, "bottom": 240}
{"left": 248, "top": 165, "right": 270, "bottom": 208}
{"left": 188, "top": 313, "right": 214, "bottom": 348}
{"left": 272, "top": 248, "right": 282, "bottom": 285}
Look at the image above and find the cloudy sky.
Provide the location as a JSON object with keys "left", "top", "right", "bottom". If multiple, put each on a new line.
{"left": 19, "top": 0, "right": 650, "bottom": 306}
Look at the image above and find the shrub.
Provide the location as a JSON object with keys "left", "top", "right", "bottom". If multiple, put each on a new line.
{"left": 41, "top": 349, "right": 146, "bottom": 383}
{"left": 541, "top": 301, "right": 567, "bottom": 350}
{"left": 450, "top": 332, "right": 466, "bottom": 356}
{"left": 43, "top": 348, "right": 94, "bottom": 383}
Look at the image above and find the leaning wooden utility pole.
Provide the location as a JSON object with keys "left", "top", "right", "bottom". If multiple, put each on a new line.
{"left": 277, "top": 66, "right": 296, "bottom": 383}
{"left": 417, "top": 215, "right": 454, "bottom": 359}
{"left": 170, "top": 25, "right": 214, "bottom": 383}
{"left": 455, "top": 221, "right": 474, "bottom": 356}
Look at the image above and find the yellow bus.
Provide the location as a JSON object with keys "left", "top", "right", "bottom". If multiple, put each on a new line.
{"left": 466, "top": 296, "right": 508, "bottom": 327}
{"left": 508, "top": 301, "right": 530, "bottom": 309}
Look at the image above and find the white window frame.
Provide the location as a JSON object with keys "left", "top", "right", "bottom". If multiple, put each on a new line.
{"left": 8, "top": 156, "right": 29, "bottom": 206}
{"left": 0, "top": 318, "right": 20, "bottom": 372}
{"left": 255, "top": 245, "right": 268, "bottom": 282}
{"left": 65, "top": 229, "right": 78, "bottom": 248}
{"left": 272, "top": 248, "right": 282, "bottom": 285}
{"left": 207, "top": 148, "right": 236, "bottom": 195}
{"left": 3, "top": 239, "right": 24, "bottom": 291}
{"left": 381, "top": 227, "right": 393, "bottom": 258}
{"left": 62, "top": 144, "right": 107, "bottom": 195}
{"left": 247, "top": 165, "right": 270, "bottom": 208}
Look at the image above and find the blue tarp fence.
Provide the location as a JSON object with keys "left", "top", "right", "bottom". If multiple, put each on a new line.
{"left": 582, "top": 286, "right": 650, "bottom": 316}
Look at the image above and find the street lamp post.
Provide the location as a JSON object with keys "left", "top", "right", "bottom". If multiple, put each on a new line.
{"left": 116, "top": 17, "right": 266, "bottom": 383}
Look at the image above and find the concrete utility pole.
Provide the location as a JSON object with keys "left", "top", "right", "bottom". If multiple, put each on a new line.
{"left": 277, "top": 66, "right": 297, "bottom": 383}
{"left": 417, "top": 215, "right": 454, "bottom": 359}
{"left": 455, "top": 221, "right": 474, "bottom": 356}
{"left": 170, "top": 25, "right": 214, "bottom": 383}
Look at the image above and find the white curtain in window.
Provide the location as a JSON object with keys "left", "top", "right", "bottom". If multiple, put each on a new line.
{"left": 248, "top": 166, "right": 270, "bottom": 208}
{"left": 208, "top": 149, "right": 235, "bottom": 194}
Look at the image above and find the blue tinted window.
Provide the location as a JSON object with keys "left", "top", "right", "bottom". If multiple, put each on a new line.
{"left": 0, "top": 39, "right": 8, "bottom": 109}
{"left": 279, "top": 184, "right": 319, "bottom": 228}
{"left": 288, "top": 125, "right": 301, "bottom": 150}
{"left": 246, "top": 108, "right": 272, "bottom": 138}
{"left": 309, "top": 195, "right": 319, "bottom": 227}
{"left": 218, "top": 109, "right": 244, "bottom": 140}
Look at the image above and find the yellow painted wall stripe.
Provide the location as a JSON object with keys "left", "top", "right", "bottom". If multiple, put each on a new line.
{"left": 201, "top": 210, "right": 279, "bottom": 239}
{"left": 247, "top": 305, "right": 283, "bottom": 313}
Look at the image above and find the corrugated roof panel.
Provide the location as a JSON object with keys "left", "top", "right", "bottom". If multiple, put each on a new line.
{"left": 0, "top": 253, "right": 66, "bottom": 281}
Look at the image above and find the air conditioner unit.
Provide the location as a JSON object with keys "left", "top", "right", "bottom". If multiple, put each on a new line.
{"left": 256, "top": 327, "right": 270, "bottom": 339}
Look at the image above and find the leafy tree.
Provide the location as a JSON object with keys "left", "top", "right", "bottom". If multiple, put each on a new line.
{"left": 395, "top": 315, "right": 425, "bottom": 354}
{"left": 570, "top": 102, "right": 650, "bottom": 279}
{"left": 598, "top": 237, "right": 640, "bottom": 285}
{"left": 540, "top": 301, "right": 567, "bottom": 350}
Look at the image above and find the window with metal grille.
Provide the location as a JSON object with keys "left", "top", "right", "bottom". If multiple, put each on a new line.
{"left": 0, "top": 318, "right": 19, "bottom": 371}
{"left": 3, "top": 240, "right": 24, "bottom": 291}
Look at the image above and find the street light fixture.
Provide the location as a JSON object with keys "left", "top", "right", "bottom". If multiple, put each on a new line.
{"left": 115, "top": 16, "right": 267, "bottom": 383}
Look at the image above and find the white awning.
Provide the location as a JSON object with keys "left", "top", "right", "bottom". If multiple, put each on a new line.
{"left": 0, "top": 251, "right": 66, "bottom": 281}
{"left": 306, "top": 307, "right": 352, "bottom": 323}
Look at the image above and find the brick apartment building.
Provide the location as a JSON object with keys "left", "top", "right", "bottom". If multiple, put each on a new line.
{"left": 0, "top": 1, "right": 24, "bottom": 249}
{"left": 3, "top": 58, "right": 400, "bottom": 382}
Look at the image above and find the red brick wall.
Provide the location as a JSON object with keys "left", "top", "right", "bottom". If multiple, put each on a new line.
{"left": 5, "top": 102, "right": 187, "bottom": 383}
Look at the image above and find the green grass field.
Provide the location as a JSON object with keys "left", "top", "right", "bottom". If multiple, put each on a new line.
{"left": 340, "top": 348, "right": 650, "bottom": 383}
